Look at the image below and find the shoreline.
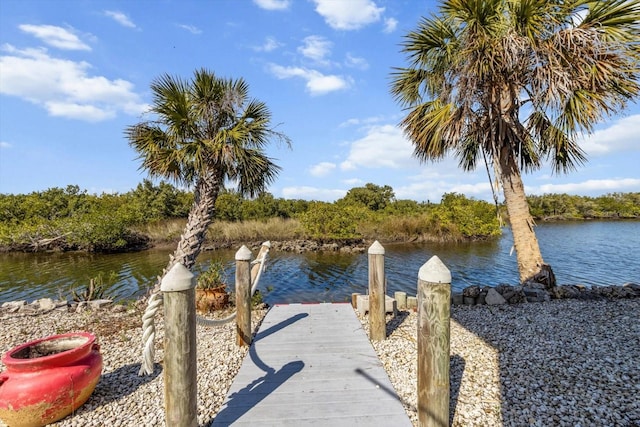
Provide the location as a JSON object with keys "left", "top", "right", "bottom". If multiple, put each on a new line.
{"left": 3, "top": 217, "right": 639, "bottom": 255}
{"left": 1, "top": 298, "right": 638, "bottom": 426}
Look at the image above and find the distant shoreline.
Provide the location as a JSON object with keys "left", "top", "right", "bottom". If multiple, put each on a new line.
{"left": 1, "top": 217, "right": 638, "bottom": 255}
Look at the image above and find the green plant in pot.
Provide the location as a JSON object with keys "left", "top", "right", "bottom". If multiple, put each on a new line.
{"left": 194, "top": 259, "right": 230, "bottom": 313}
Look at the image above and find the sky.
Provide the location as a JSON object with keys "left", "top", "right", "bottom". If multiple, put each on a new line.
{"left": 1, "top": 0, "right": 639, "bottom": 203}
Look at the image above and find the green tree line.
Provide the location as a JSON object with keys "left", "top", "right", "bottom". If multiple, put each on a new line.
{"left": 1, "top": 181, "right": 637, "bottom": 252}
{"left": 527, "top": 193, "right": 640, "bottom": 220}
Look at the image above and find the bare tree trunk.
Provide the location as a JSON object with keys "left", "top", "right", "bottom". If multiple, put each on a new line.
{"left": 496, "top": 149, "right": 547, "bottom": 283}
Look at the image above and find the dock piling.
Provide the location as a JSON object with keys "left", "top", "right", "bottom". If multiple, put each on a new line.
{"left": 235, "top": 245, "right": 252, "bottom": 347}
{"left": 368, "top": 240, "right": 386, "bottom": 341}
{"left": 161, "top": 263, "right": 198, "bottom": 427}
{"left": 417, "top": 255, "right": 451, "bottom": 427}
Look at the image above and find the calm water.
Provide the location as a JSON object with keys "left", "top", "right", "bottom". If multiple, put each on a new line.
{"left": 1, "top": 221, "right": 638, "bottom": 305}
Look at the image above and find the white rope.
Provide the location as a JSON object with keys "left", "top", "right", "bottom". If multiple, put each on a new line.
{"left": 250, "top": 254, "right": 267, "bottom": 294}
{"left": 138, "top": 243, "right": 270, "bottom": 375}
{"left": 195, "top": 310, "right": 237, "bottom": 326}
{"left": 138, "top": 291, "right": 163, "bottom": 376}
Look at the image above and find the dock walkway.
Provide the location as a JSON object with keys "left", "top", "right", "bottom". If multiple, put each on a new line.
{"left": 213, "top": 303, "right": 412, "bottom": 426}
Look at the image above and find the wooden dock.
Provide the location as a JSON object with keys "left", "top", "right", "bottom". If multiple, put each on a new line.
{"left": 213, "top": 303, "right": 412, "bottom": 426}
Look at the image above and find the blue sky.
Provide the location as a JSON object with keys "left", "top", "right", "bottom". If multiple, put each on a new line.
{"left": 1, "top": 0, "right": 638, "bottom": 202}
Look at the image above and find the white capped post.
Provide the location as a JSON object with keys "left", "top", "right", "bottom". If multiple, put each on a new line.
{"left": 368, "top": 240, "right": 386, "bottom": 341}
{"left": 235, "top": 245, "right": 253, "bottom": 347}
{"left": 417, "top": 255, "right": 451, "bottom": 427}
{"left": 161, "top": 263, "right": 197, "bottom": 427}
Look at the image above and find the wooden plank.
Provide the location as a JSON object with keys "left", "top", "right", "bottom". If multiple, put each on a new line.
{"left": 213, "top": 303, "right": 412, "bottom": 426}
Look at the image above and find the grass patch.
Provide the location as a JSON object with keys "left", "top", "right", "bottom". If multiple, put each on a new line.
{"left": 133, "top": 219, "right": 187, "bottom": 242}
{"left": 139, "top": 215, "right": 480, "bottom": 246}
{"left": 205, "top": 217, "right": 306, "bottom": 242}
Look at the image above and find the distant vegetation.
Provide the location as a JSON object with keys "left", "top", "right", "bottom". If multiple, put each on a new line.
{"left": 0, "top": 181, "right": 637, "bottom": 252}
{"left": 527, "top": 193, "right": 640, "bottom": 220}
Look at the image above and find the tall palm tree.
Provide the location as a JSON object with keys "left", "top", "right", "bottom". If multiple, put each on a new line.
{"left": 391, "top": 0, "right": 640, "bottom": 285}
{"left": 126, "top": 68, "right": 289, "bottom": 281}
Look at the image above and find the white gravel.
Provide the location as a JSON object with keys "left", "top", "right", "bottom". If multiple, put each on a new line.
{"left": 1, "top": 298, "right": 638, "bottom": 426}
{"left": 359, "top": 298, "right": 640, "bottom": 427}
{"left": 0, "top": 304, "right": 267, "bottom": 427}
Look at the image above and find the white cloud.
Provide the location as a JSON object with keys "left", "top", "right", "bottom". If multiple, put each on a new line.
{"left": 254, "top": 36, "right": 281, "bottom": 52}
{"left": 340, "top": 124, "right": 416, "bottom": 170}
{"left": 395, "top": 180, "right": 493, "bottom": 202}
{"left": 449, "top": 182, "right": 494, "bottom": 198}
{"left": 534, "top": 173, "right": 553, "bottom": 181}
{"left": 344, "top": 53, "right": 368, "bottom": 70}
{"left": 177, "top": 24, "right": 202, "bottom": 35}
{"left": 383, "top": 17, "right": 398, "bottom": 33}
{"left": 0, "top": 141, "right": 11, "bottom": 149}
{"left": 253, "top": 0, "right": 291, "bottom": 10}
{"left": 298, "top": 35, "right": 332, "bottom": 62}
{"left": 394, "top": 158, "right": 493, "bottom": 201}
{"left": 312, "top": 0, "right": 384, "bottom": 30}
{"left": 528, "top": 178, "right": 640, "bottom": 195}
{"left": 281, "top": 186, "right": 346, "bottom": 201}
{"left": 19, "top": 24, "right": 90, "bottom": 51}
{"left": 340, "top": 118, "right": 361, "bottom": 127}
{"left": 309, "top": 162, "right": 336, "bottom": 177}
{"left": 342, "top": 178, "right": 364, "bottom": 186}
{"left": 339, "top": 116, "right": 383, "bottom": 128}
{"left": 579, "top": 114, "right": 640, "bottom": 155}
{"left": 0, "top": 45, "right": 148, "bottom": 122}
{"left": 104, "top": 10, "right": 137, "bottom": 28}
{"left": 306, "top": 73, "right": 350, "bottom": 94}
{"left": 268, "top": 64, "right": 351, "bottom": 95}
{"left": 46, "top": 101, "right": 115, "bottom": 121}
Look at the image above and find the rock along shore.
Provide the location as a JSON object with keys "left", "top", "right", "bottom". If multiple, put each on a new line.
{"left": 1, "top": 297, "right": 639, "bottom": 426}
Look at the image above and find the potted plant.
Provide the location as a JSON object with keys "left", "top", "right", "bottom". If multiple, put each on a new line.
{"left": 194, "top": 259, "right": 230, "bottom": 313}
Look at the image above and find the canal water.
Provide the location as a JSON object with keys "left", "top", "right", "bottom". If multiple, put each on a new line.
{"left": 1, "top": 221, "right": 638, "bottom": 305}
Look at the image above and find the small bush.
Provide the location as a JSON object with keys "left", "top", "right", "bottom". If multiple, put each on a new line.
{"left": 194, "top": 259, "right": 228, "bottom": 290}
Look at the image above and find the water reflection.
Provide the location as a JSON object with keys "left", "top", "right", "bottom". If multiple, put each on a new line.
{"left": 1, "top": 221, "right": 638, "bottom": 304}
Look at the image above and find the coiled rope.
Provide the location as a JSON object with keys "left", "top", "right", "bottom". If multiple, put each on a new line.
{"left": 139, "top": 291, "right": 163, "bottom": 375}
{"left": 138, "top": 242, "right": 270, "bottom": 376}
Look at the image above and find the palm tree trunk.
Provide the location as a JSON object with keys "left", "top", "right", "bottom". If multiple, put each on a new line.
{"left": 154, "top": 175, "right": 220, "bottom": 291}
{"left": 496, "top": 149, "right": 546, "bottom": 283}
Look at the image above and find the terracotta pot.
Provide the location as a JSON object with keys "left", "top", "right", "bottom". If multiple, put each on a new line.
{"left": 0, "top": 332, "right": 103, "bottom": 427}
{"left": 195, "top": 285, "right": 230, "bottom": 313}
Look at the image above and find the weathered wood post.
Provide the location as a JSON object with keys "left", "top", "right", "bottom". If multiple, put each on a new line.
{"left": 368, "top": 240, "right": 386, "bottom": 341}
{"left": 417, "top": 255, "right": 451, "bottom": 427}
{"left": 235, "top": 245, "right": 252, "bottom": 347}
{"left": 161, "top": 263, "right": 197, "bottom": 427}
{"left": 394, "top": 291, "right": 407, "bottom": 310}
{"left": 351, "top": 292, "right": 360, "bottom": 308}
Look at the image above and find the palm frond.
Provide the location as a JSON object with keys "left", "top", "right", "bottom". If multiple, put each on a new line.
{"left": 508, "top": 0, "right": 556, "bottom": 41}
{"left": 457, "top": 135, "right": 482, "bottom": 170}
{"left": 126, "top": 69, "right": 287, "bottom": 195}
{"left": 232, "top": 149, "right": 282, "bottom": 198}
{"left": 527, "top": 110, "right": 587, "bottom": 174}
{"left": 401, "top": 100, "right": 457, "bottom": 162}
{"left": 579, "top": 0, "right": 640, "bottom": 42}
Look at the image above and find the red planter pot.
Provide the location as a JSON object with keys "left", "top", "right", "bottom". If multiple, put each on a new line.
{"left": 0, "top": 332, "right": 103, "bottom": 427}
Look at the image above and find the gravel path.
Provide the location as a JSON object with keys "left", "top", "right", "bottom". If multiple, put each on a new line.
{"left": 1, "top": 298, "right": 638, "bottom": 426}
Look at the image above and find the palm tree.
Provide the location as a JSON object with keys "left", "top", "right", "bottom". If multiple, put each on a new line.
{"left": 391, "top": 0, "right": 640, "bottom": 285}
{"left": 126, "top": 68, "right": 289, "bottom": 281}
